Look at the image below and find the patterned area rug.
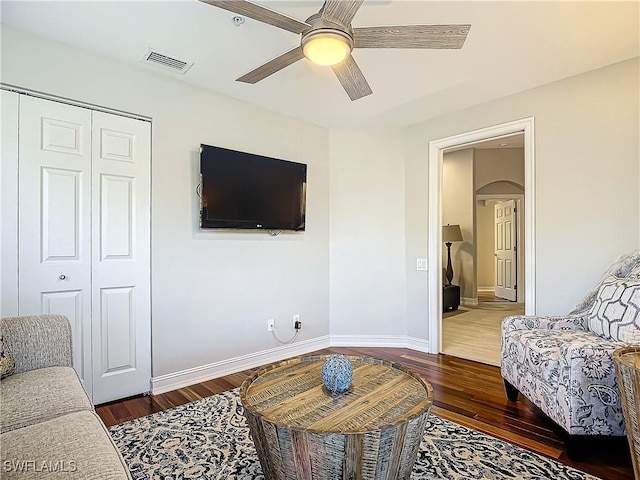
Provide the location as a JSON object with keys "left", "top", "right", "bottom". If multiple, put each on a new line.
{"left": 110, "top": 389, "right": 599, "bottom": 480}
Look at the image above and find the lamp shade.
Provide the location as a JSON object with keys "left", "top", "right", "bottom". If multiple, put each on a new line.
{"left": 443, "top": 224, "right": 463, "bottom": 243}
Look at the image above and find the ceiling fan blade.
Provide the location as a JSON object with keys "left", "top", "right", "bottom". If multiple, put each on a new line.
{"left": 331, "top": 54, "right": 372, "bottom": 101}
{"left": 199, "top": 0, "right": 309, "bottom": 34}
{"left": 320, "top": 0, "right": 364, "bottom": 27}
{"left": 353, "top": 24, "right": 471, "bottom": 49}
{"left": 237, "top": 46, "right": 304, "bottom": 84}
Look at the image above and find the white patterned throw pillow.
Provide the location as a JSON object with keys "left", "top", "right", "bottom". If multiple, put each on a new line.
{"left": 588, "top": 276, "right": 640, "bottom": 343}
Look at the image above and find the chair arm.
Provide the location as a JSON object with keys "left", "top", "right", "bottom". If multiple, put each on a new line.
{"left": 1, "top": 315, "right": 72, "bottom": 374}
{"left": 502, "top": 314, "right": 588, "bottom": 333}
{"left": 556, "top": 337, "right": 627, "bottom": 435}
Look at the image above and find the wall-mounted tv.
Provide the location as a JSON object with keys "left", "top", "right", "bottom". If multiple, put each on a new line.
{"left": 199, "top": 144, "right": 307, "bottom": 231}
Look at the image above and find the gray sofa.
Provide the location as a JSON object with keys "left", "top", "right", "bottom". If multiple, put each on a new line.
{"left": 1, "top": 314, "right": 131, "bottom": 479}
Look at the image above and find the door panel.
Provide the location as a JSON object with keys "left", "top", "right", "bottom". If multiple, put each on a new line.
{"left": 41, "top": 117, "right": 84, "bottom": 155}
{"left": 91, "top": 111, "right": 151, "bottom": 404}
{"left": 18, "top": 96, "right": 93, "bottom": 394}
{"left": 41, "top": 290, "right": 85, "bottom": 366}
{"left": 101, "top": 174, "right": 134, "bottom": 260}
{"left": 494, "top": 200, "right": 517, "bottom": 301}
{"left": 41, "top": 167, "right": 82, "bottom": 261}
{"left": 99, "top": 286, "right": 136, "bottom": 375}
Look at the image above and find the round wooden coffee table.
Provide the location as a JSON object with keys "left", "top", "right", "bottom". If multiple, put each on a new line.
{"left": 240, "top": 355, "right": 433, "bottom": 480}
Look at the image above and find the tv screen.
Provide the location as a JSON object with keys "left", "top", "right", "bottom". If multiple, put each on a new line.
{"left": 200, "top": 144, "right": 307, "bottom": 231}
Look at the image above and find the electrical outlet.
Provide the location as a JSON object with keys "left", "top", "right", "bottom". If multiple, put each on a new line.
{"left": 293, "top": 314, "right": 301, "bottom": 330}
{"left": 267, "top": 319, "right": 275, "bottom": 332}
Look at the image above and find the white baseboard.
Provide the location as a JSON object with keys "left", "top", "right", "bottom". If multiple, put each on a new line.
{"left": 405, "top": 336, "right": 431, "bottom": 353}
{"left": 330, "top": 334, "right": 431, "bottom": 354}
{"left": 477, "top": 287, "right": 494, "bottom": 293}
{"left": 151, "top": 335, "right": 330, "bottom": 395}
{"left": 330, "top": 334, "right": 410, "bottom": 348}
{"left": 150, "top": 334, "right": 433, "bottom": 395}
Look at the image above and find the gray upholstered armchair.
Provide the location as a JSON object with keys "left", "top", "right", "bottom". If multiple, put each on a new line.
{"left": 501, "top": 250, "right": 640, "bottom": 442}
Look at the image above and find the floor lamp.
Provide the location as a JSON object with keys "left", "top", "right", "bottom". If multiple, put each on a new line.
{"left": 443, "top": 224, "right": 463, "bottom": 285}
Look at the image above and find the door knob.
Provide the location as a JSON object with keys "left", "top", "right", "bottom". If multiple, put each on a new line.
{"left": 59, "top": 274, "right": 67, "bottom": 280}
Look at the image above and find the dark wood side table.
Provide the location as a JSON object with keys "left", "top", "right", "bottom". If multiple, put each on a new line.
{"left": 240, "top": 355, "right": 433, "bottom": 480}
{"left": 443, "top": 284, "right": 460, "bottom": 311}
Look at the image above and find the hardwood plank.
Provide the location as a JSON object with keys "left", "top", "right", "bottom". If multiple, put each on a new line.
{"left": 96, "top": 347, "right": 633, "bottom": 480}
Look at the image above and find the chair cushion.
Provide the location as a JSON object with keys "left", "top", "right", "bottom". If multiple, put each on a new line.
{"left": 502, "top": 329, "right": 599, "bottom": 386}
{"left": 0, "top": 410, "right": 130, "bottom": 479}
{"left": 0, "top": 366, "right": 92, "bottom": 434}
{"left": 588, "top": 276, "right": 640, "bottom": 342}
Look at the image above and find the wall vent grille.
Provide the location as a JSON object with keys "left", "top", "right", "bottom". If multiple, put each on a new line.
{"left": 141, "top": 49, "right": 193, "bottom": 74}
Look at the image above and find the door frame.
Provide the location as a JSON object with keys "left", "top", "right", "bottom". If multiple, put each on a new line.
{"left": 428, "top": 118, "right": 536, "bottom": 354}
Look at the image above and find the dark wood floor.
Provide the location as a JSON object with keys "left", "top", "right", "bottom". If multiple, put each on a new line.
{"left": 96, "top": 347, "right": 633, "bottom": 480}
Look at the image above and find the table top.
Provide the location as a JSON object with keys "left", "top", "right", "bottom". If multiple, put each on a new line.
{"left": 240, "top": 355, "right": 433, "bottom": 434}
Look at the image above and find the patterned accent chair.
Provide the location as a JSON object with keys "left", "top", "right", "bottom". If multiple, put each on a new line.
{"left": 501, "top": 250, "right": 640, "bottom": 445}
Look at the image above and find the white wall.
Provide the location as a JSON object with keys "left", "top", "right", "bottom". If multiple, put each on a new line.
{"left": 475, "top": 148, "right": 525, "bottom": 190}
{"left": 1, "top": 90, "right": 19, "bottom": 317}
{"left": 476, "top": 200, "right": 495, "bottom": 289}
{"left": 329, "top": 128, "right": 408, "bottom": 343}
{"left": 1, "top": 26, "right": 331, "bottom": 378}
{"left": 443, "top": 149, "right": 474, "bottom": 299}
{"left": 406, "top": 56, "right": 640, "bottom": 346}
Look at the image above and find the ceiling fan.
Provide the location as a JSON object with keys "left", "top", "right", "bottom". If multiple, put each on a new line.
{"left": 199, "top": 0, "right": 470, "bottom": 101}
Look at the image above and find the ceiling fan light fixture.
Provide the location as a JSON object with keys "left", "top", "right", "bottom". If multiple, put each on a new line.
{"left": 302, "top": 29, "right": 353, "bottom": 66}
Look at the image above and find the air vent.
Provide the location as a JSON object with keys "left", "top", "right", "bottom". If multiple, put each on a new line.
{"left": 141, "top": 48, "right": 193, "bottom": 74}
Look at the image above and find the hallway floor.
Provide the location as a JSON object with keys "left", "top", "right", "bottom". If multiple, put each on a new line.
{"left": 441, "top": 294, "right": 524, "bottom": 366}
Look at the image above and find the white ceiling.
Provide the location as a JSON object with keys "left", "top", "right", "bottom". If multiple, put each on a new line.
{"left": 1, "top": 1, "right": 638, "bottom": 128}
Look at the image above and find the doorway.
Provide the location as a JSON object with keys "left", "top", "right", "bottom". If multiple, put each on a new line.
{"left": 427, "top": 118, "right": 536, "bottom": 361}
{"left": 440, "top": 136, "right": 525, "bottom": 365}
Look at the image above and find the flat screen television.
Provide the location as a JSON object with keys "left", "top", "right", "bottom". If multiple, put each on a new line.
{"left": 199, "top": 144, "right": 307, "bottom": 231}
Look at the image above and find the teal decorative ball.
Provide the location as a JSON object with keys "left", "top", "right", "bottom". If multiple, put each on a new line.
{"left": 322, "top": 354, "right": 353, "bottom": 394}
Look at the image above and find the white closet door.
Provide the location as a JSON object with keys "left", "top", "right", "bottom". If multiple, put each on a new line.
{"left": 18, "top": 96, "right": 93, "bottom": 394}
{"left": 91, "top": 112, "right": 151, "bottom": 404}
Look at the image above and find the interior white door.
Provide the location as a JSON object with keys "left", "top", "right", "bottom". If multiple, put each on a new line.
{"left": 494, "top": 200, "right": 517, "bottom": 301}
{"left": 91, "top": 111, "right": 151, "bottom": 404}
{"left": 18, "top": 96, "right": 94, "bottom": 393}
